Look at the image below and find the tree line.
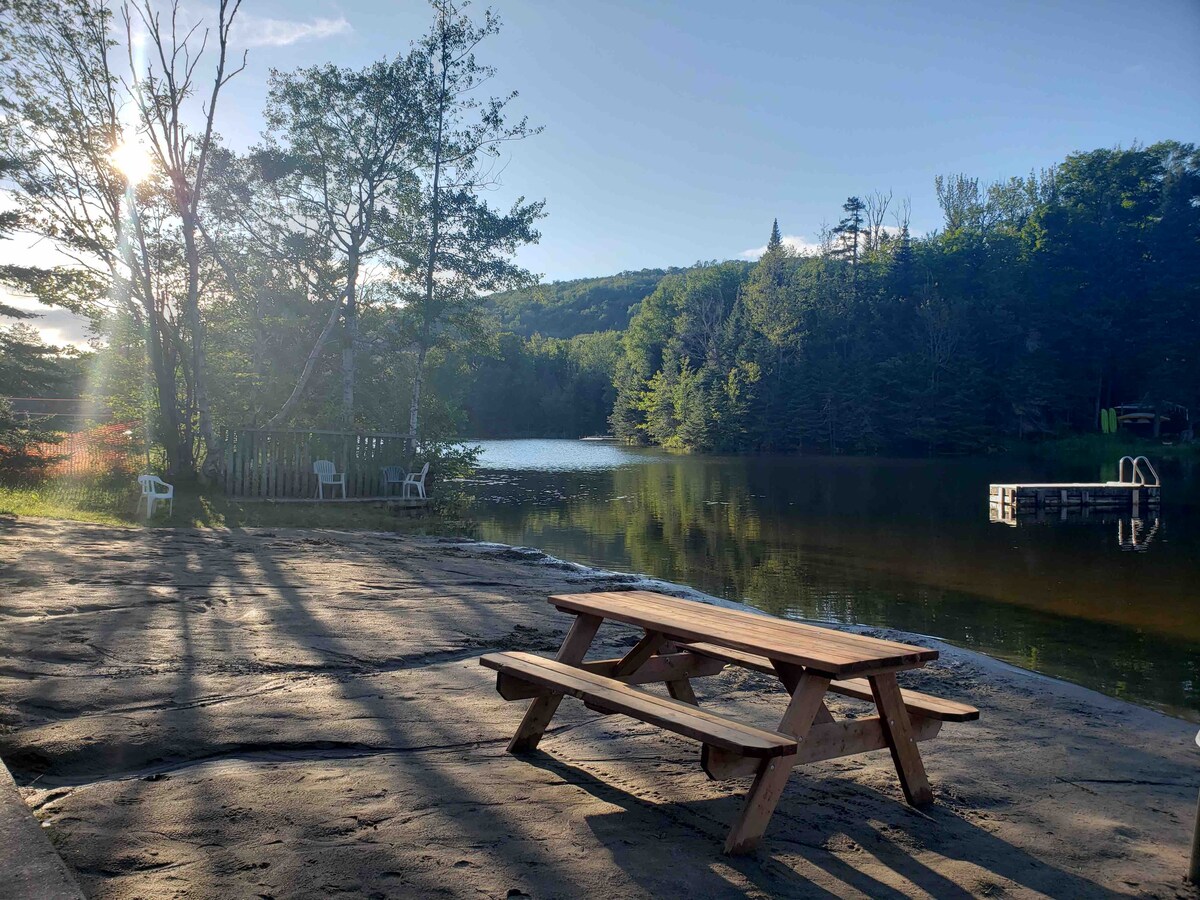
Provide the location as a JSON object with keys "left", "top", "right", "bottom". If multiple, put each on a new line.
{"left": 610, "top": 142, "right": 1200, "bottom": 453}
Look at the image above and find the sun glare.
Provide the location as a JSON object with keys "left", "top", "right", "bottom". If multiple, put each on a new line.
{"left": 110, "top": 139, "right": 154, "bottom": 185}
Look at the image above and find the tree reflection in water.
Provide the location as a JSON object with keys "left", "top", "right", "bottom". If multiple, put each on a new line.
{"left": 464, "top": 441, "right": 1200, "bottom": 720}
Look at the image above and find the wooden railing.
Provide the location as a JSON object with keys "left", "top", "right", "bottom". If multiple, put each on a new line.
{"left": 218, "top": 427, "right": 414, "bottom": 499}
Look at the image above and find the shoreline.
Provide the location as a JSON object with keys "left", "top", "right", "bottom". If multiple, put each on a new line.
{"left": 2, "top": 518, "right": 1198, "bottom": 898}
{"left": 444, "top": 534, "right": 1200, "bottom": 725}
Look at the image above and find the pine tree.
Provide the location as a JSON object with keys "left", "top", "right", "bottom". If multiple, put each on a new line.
{"left": 831, "top": 196, "right": 866, "bottom": 293}
{"left": 767, "top": 218, "right": 782, "bottom": 253}
{"left": 889, "top": 223, "right": 915, "bottom": 298}
{"left": 742, "top": 220, "right": 796, "bottom": 345}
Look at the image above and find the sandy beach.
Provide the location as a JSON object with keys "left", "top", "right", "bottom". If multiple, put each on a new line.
{"left": 1, "top": 516, "right": 1198, "bottom": 899}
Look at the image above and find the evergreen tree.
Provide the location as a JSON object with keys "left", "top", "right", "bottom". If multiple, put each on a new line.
{"left": 741, "top": 220, "right": 797, "bottom": 346}
{"left": 767, "top": 218, "right": 782, "bottom": 253}
{"left": 0, "top": 397, "right": 64, "bottom": 480}
{"left": 831, "top": 196, "right": 866, "bottom": 291}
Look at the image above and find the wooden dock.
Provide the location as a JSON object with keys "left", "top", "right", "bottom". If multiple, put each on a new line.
{"left": 989, "top": 456, "right": 1160, "bottom": 515}
{"left": 989, "top": 481, "right": 1160, "bottom": 512}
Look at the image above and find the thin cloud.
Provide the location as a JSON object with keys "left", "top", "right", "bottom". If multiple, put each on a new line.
{"left": 739, "top": 234, "right": 821, "bottom": 260}
{"left": 237, "top": 14, "right": 352, "bottom": 48}
{"left": 0, "top": 288, "right": 93, "bottom": 348}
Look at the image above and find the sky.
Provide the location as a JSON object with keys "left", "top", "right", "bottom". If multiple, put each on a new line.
{"left": 3, "top": 0, "right": 1199, "bottom": 345}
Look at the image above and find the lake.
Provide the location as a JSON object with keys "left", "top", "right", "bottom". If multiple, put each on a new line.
{"left": 460, "top": 439, "right": 1199, "bottom": 721}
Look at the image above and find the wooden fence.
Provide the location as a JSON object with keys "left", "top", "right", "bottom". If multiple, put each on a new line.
{"left": 218, "top": 428, "right": 414, "bottom": 499}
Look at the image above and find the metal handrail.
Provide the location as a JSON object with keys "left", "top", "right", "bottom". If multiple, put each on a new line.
{"left": 1116, "top": 455, "right": 1161, "bottom": 487}
{"left": 1117, "top": 456, "right": 1133, "bottom": 483}
{"left": 1128, "top": 458, "right": 1156, "bottom": 487}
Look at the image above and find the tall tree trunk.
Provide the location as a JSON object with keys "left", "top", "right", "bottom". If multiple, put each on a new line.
{"left": 146, "top": 324, "right": 185, "bottom": 476}
{"left": 407, "top": 343, "right": 428, "bottom": 454}
{"left": 128, "top": 204, "right": 189, "bottom": 477}
{"left": 409, "top": 35, "right": 448, "bottom": 454}
{"left": 342, "top": 247, "right": 360, "bottom": 429}
{"left": 182, "top": 218, "right": 217, "bottom": 476}
{"left": 264, "top": 288, "right": 346, "bottom": 428}
{"left": 251, "top": 290, "right": 267, "bottom": 427}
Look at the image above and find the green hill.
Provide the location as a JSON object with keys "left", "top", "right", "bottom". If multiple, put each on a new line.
{"left": 485, "top": 268, "right": 680, "bottom": 338}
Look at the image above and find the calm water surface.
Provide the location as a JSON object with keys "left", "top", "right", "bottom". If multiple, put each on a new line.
{"left": 461, "top": 439, "right": 1199, "bottom": 720}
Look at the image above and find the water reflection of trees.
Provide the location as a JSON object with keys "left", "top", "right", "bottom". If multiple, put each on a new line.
{"left": 476, "top": 458, "right": 1198, "bottom": 718}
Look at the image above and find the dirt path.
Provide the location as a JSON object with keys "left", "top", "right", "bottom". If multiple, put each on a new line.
{"left": 1, "top": 517, "right": 1197, "bottom": 899}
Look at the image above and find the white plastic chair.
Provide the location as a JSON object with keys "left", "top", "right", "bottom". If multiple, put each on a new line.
{"left": 402, "top": 462, "right": 429, "bottom": 499}
{"left": 381, "top": 465, "right": 405, "bottom": 494}
{"left": 313, "top": 459, "right": 346, "bottom": 499}
{"left": 137, "top": 474, "right": 174, "bottom": 518}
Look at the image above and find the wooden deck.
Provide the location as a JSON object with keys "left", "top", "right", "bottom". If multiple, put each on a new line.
{"left": 989, "top": 482, "right": 1159, "bottom": 512}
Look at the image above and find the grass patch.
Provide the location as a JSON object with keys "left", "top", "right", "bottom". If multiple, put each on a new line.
{"left": 1023, "top": 434, "right": 1199, "bottom": 465}
{"left": 0, "top": 478, "right": 472, "bottom": 534}
{"left": 0, "top": 480, "right": 135, "bottom": 526}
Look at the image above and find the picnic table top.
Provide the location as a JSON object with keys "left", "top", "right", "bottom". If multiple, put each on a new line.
{"left": 549, "top": 590, "right": 937, "bottom": 677}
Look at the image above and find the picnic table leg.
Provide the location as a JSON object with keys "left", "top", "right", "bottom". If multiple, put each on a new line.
{"left": 774, "top": 661, "right": 835, "bottom": 723}
{"left": 659, "top": 640, "right": 699, "bottom": 706}
{"left": 666, "top": 678, "right": 700, "bottom": 705}
{"left": 507, "top": 613, "right": 603, "bottom": 754}
{"left": 612, "top": 630, "right": 668, "bottom": 677}
{"left": 725, "top": 670, "right": 832, "bottom": 855}
{"left": 869, "top": 672, "right": 934, "bottom": 807}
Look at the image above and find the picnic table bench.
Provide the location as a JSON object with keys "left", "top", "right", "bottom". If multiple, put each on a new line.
{"left": 480, "top": 590, "right": 979, "bottom": 854}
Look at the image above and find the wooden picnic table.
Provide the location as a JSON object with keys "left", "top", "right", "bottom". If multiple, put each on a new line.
{"left": 480, "top": 590, "right": 978, "bottom": 854}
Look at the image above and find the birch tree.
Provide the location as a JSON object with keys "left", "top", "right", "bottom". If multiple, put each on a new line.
{"left": 402, "top": 0, "right": 543, "bottom": 448}
{"left": 0, "top": 0, "right": 244, "bottom": 476}
{"left": 253, "top": 59, "right": 422, "bottom": 427}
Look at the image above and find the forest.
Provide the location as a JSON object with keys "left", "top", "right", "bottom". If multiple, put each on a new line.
{"left": 0, "top": 3, "right": 1197, "bottom": 470}
{"left": 611, "top": 143, "right": 1200, "bottom": 453}
{"left": 464, "top": 141, "right": 1200, "bottom": 453}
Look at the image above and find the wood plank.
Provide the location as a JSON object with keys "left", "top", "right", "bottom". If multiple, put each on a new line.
{"left": 497, "top": 672, "right": 544, "bottom": 701}
{"left": 506, "top": 614, "right": 602, "bottom": 754}
{"left": 660, "top": 640, "right": 700, "bottom": 706}
{"left": 613, "top": 631, "right": 668, "bottom": 677}
{"left": 686, "top": 641, "right": 978, "bottom": 722}
{"left": 870, "top": 672, "right": 934, "bottom": 807}
{"left": 497, "top": 652, "right": 726, "bottom": 699}
{"left": 666, "top": 677, "right": 700, "bottom": 706}
{"left": 825, "top": 677, "right": 978, "bottom": 722}
{"left": 552, "top": 594, "right": 881, "bottom": 664}
{"left": 587, "top": 651, "right": 726, "bottom": 684}
{"left": 630, "top": 592, "right": 933, "bottom": 659}
{"left": 796, "top": 714, "right": 943, "bottom": 766}
{"left": 483, "top": 652, "right": 797, "bottom": 757}
{"left": 724, "top": 670, "right": 830, "bottom": 855}
{"left": 687, "top": 641, "right": 775, "bottom": 674}
{"left": 702, "top": 716, "right": 944, "bottom": 779}
{"left": 615, "top": 592, "right": 929, "bottom": 662}
{"left": 773, "top": 660, "right": 834, "bottom": 723}
{"left": 551, "top": 591, "right": 935, "bottom": 677}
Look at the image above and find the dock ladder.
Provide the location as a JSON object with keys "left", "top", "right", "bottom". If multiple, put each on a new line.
{"left": 1113, "top": 456, "right": 1160, "bottom": 487}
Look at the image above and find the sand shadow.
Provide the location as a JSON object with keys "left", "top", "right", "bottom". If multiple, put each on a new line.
{"left": 521, "top": 753, "right": 1126, "bottom": 899}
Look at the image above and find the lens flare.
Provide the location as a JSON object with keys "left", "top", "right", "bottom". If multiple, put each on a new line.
{"left": 110, "top": 139, "right": 154, "bottom": 185}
